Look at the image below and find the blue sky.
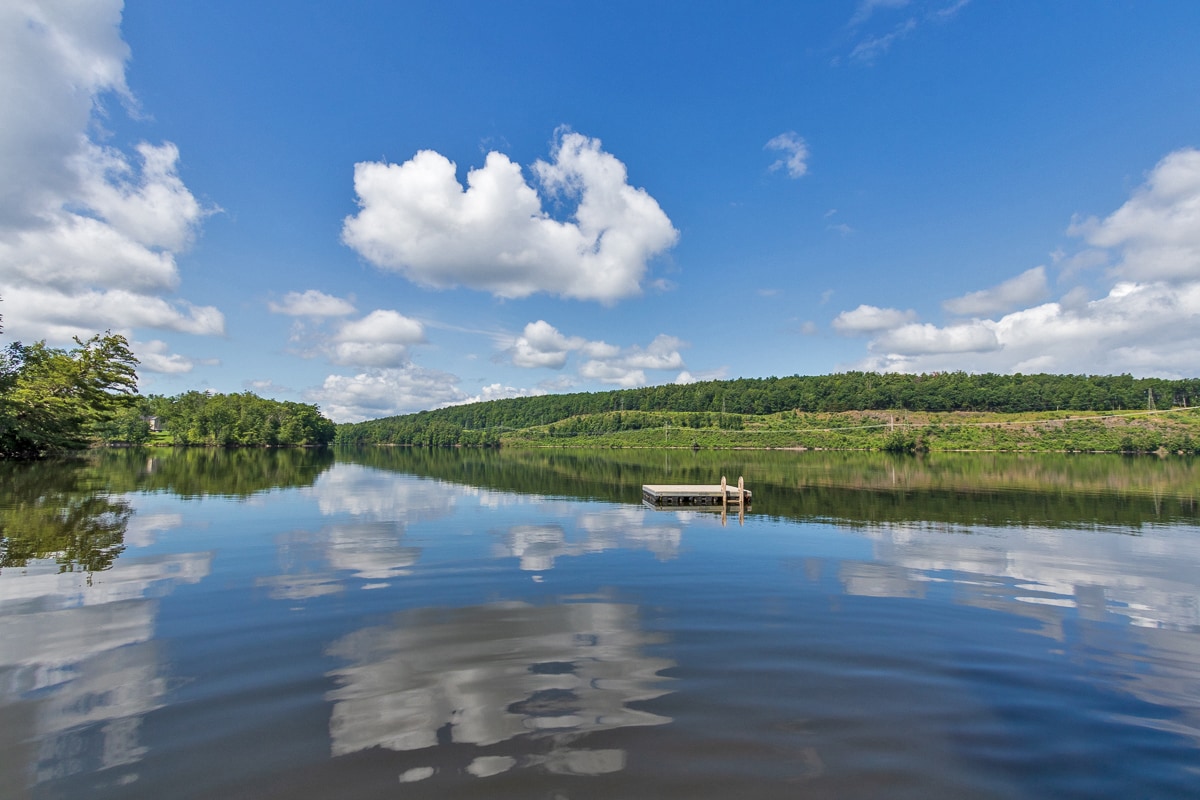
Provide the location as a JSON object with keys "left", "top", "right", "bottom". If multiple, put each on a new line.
{"left": 3, "top": 1, "right": 1199, "bottom": 421}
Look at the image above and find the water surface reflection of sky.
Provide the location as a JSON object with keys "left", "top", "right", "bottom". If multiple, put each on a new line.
{"left": 3, "top": 455, "right": 1200, "bottom": 797}
{"left": 0, "top": 537, "right": 210, "bottom": 789}
{"left": 830, "top": 521, "right": 1200, "bottom": 743}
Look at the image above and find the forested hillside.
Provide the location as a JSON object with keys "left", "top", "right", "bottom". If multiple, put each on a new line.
{"left": 336, "top": 372, "right": 1200, "bottom": 447}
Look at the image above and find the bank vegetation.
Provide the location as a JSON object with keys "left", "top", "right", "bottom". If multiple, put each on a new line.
{"left": 336, "top": 372, "right": 1200, "bottom": 454}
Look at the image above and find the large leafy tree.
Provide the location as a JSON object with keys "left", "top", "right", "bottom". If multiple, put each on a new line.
{"left": 0, "top": 331, "right": 140, "bottom": 459}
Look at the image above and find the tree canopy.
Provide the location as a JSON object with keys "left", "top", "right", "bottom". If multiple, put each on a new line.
{"left": 131, "top": 391, "right": 337, "bottom": 447}
{"left": 1, "top": 332, "right": 140, "bottom": 459}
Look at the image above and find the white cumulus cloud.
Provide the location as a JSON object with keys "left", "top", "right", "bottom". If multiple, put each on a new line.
{"left": 872, "top": 321, "right": 1001, "bottom": 355}
{"left": 844, "top": 149, "right": 1200, "bottom": 377}
{"left": 942, "top": 266, "right": 1049, "bottom": 316}
{"left": 330, "top": 310, "right": 426, "bottom": 368}
{"left": 511, "top": 320, "right": 585, "bottom": 369}
{"left": 0, "top": 0, "right": 221, "bottom": 344}
{"left": 832, "top": 304, "right": 918, "bottom": 333}
{"left": 2, "top": 286, "right": 223, "bottom": 343}
{"left": 1070, "top": 148, "right": 1200, "bottom": 283}
{"left": 341, "top": 130, "right": 678, "bottom": 303}
{"left": 864, "top": 281, "right": 1200, "bottom": 376}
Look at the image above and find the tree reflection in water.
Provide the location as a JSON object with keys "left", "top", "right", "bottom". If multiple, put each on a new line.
{"left": 0, "top": 458, "right": 131, "bottom": 574}
{"left": 1, "top": 448, "right": 336, "bottom": 575}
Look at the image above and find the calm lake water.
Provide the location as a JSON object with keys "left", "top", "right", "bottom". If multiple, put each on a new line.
{"left": 2, "top": 447, "right": 1199, "bottom": 799}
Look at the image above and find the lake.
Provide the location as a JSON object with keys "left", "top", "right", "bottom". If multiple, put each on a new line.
{"left": 2, "top": 447, "right": 1199, "bottom": 799}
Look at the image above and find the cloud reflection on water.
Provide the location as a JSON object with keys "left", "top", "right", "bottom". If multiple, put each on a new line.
{"left": 324, "top": 600, "right": 673, "bottom": 776}
{"left": 828, "top": 521, "right": 1200, "bottom": 742}
{"left": 0, "top": 548, "right": 211, "bottom": 787}
{"left": 498, "top": 507, "right": 682, "bottom": 571}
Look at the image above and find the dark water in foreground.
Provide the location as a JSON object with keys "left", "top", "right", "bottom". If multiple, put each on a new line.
{"left": 1, "top": 448, "right": 1199, "bottom": 799}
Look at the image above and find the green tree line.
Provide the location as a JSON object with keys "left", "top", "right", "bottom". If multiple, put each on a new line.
{"left": 107, "top": 391, "right": 337, "bottom": 447}
{"left": 1, "top": 308, "right": 335, "bottom": 455}
{"left": 335, "top": 371, "right": 1200, "bottom": 447}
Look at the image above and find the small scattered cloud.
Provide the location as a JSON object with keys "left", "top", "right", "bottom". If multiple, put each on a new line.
{"left": 933, "top": 0, "right": 972, "bottom": 20}
{"left": 674, "top": 367, "right": 728, "bottom": 384}
{"left": 505, "top": 320, "right": 688, "bottom": 387}
{"left": 134, "top": 339, "right": 195, "bottom": 374}
{"left": 245, "top": 378, "right": 293, "bottom": 395}
{"left": 269, "top": 290, "right": 356, "bottom": 317}
{"left": 824, "top": 209, "right": 855, "bottom": 236}
{"left": 850, "top": 18, "right": 917, "bottom": 64}
{"left": 452, "top": 383, "right": 548, "bottom": 406}
{"left": 832, "top": 304, "right": 918, "bottom": 334}
{"left": 942, "top": 266, "right": 1049, "bottom": 316}
{"left": 277, "top": 304, "right": 428, "bottom": 369}
{"left": 309, "top": 365, "right": 469, "bottom": 423}
{"left": 765, "top": 132, "right": 810, "bottom": 179}
{"left": 841, "top": 1, "right": 970, "bottom": 65}
{"left": 342, "top": 129, "right": 678, "bottom": 303}
{"left": 849, "top": 0, "right": 911, "bottom": 27}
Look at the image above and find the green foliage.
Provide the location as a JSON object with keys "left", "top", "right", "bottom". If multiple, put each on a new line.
{"left": 0, "top": 332, "right": 140, "bottom": 459}
{"left": 335, "top": 371, "right": 1200, "bottom": 448}
{"left": 135, "top": 391, "right": 336, "bottom": 447}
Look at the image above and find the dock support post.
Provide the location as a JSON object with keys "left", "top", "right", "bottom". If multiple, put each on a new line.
{"left": 737, "top": 476, "right": 744, "bottom": 509}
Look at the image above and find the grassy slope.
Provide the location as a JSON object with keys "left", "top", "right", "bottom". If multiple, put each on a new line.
{"left": 498, "top": 408, "right": 1200, "bottom": 453}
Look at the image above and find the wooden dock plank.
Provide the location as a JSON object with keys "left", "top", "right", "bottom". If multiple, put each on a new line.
{"left": 642, "top": 483, "right": 751, "bottom": 506}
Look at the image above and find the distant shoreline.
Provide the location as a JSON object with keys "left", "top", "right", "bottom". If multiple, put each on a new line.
{"left": 495, "top": 408, "right": 1200, "bottom": 455}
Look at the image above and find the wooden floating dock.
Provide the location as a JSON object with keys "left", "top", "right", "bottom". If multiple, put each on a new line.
{"left": 642, "top": 476, "right": 751, "bottom": 507}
